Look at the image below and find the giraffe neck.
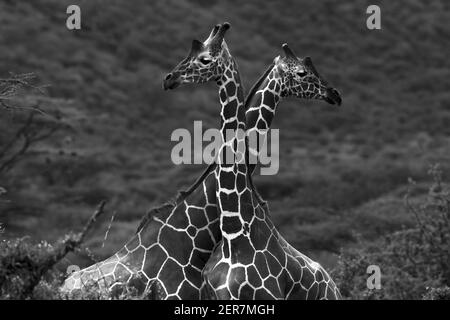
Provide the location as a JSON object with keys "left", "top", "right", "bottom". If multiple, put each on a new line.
{"left": 214, "top": 55, "right": 249, "bottom": 241}
{"left": 245, "top": 65, "right": 283, "bottom": 173}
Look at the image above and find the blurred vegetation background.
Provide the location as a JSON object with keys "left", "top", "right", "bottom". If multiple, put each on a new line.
{"left": 0, "top": 0, "right": 449, "bottom": 299}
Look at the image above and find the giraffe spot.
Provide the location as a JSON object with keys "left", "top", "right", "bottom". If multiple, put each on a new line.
{"left": 240, "top": 191, "right": 255, "bottom": 223}
{"left": 129, "top": 247, "right": 145, "bottom": 270}
{"left": 124, "top": 234, "right": 140, "bottom": 252}
{"left": 225, "top": 82, "right": 237, "bottom": 97}
{"left": 247, "top": 265, "right": 262, "bottom": 288}
{"left": 139, "top": 219, "right": 163, "bottom": 246}
{"left": 225, "top": 69, "right": 233, "bottom": 80}
{"left": 219, "top": 88, "right": 227, "bottom": 102}
{"left": 267, "top": 237, "right": 286, "bottom": 267}
{"left": 250, "top": 221, "right": 270, "bottom": 251}
{"left": 238, "top": 283, "right": 255, "bottom": 299}
{"left": 143, "top": 245, "right": 167, "bottom": 278}
{"left": 209, "top": 219, "right": 221, "bottom": 242}
{"left": 187, "top": 226, "right": 196, "bottom": 237}
{"left": 205, "top": 204, "right": 218, "bottom": 223}
{"left": 222, "top": 216, "right": 243, "bottom": 235}
{"left": 159, "top": 227, "right": 193, "bottom": 266}
{"left": 246, "top": 110, "right": 260, "bottom": 131}
{"left": 257, "top": 119, "right": 267, "bottom": 130}
{"left": 274, "top": 83, "right": 281, "bottom": 92}
{"left": 178, "top": 280, "right": 199, "bottom": 299}
{"left": 263, "top": 276, "right": 281, "bottom": 297}
{"left": 222, "top": 120, "right": 238, "bottom": 132}
{"left": 286, "top": 256, "right": 302, "bottom": 282}
{"left": 301, "top": 83, "right": 309, "bottom": 91}
{"left": 276, "top": 270, "right": 287, "bottom": 294}
{"left": 219, "top": 191, "right": 239, "bottom": 213}
{"left": 230, "top": 237, "right": 255, "bottom": 265}
{"left": 263, "top": 91, "right": 275, "bottom": 108}
{"left": 284, "top": 270, "right": 295, "bottom": 292}
{"left": 268, "top": 81, "right": 275, "bottom": 91}
{"left": 266, "top": 253, "right": 282, "bottom": 276}
{"left": 166, "top": 206, "right": 189, "bottom": 229}
{"left": 188, "top": 207, "right": 208, "bottom": 229}
{"left": 204, "top": 178, "right": 217, "bottom": 205}
{"left": 158, "top": 259, "right": 184, "bottom": 295}
{"left": 229, "top": 266, "right": 246, "bottom": 297}
{"left": 219, "top": 170, "right": 236, "bottom": 191}
{"left": 206, "top": 262, "right": 230, "bottom": 289}
{"left": 306, "top": 282, "right": 319, "bottom": 300}
{"left": 254, "top": 252, "right": 270, "bottom": 278}
{"left": 223, "top": 242, "right": 230, "bottom": 259}
{"left": 194, "top": 229, "right": 215, "bottom": 251}
{"left": 315, "top": 268, "right": 325, "bottom": 282}
{"left": 317, "top": 281, "right": 327, "bottom": 299}
{"left": 287, "top": 283, "right": 308, "bottom": 300}
{"left": 216, "top": 287, "right": 232, "bottom": 299}
{"left": 114, "top": 263, "right": 132, "bottom": 279}
{"left": 236, "top": 172, "right": 246, "bottom": 193}
{"left": 326, "top": 286, "right": 338, "bottom": 300}
{"left": 222, "top": 100, "right": 238, "bottom": 119}
{"left": 261, "top": 107, "right": 274, "bottom": 126}
{"left": 243, "top": 222, "right": 250, "bottom": 235}
{"left": 184, "top": 265, "right": 202, "bottom": 288}
{"left": 301, "top": 266, "right": 316, "bottom": 290}
{"left": 190, "top": 249, "right": 211, "bottom": 270}
{"left": 255, "top": 288, "right": 276, "bottom": 300}
{"left": 193, "top": 191, "right": 207, "bottom": 208}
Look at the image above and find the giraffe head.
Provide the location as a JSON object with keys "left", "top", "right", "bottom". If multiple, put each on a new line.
{"left": 274, "top": 43, "right": 342, "bottom": 105}
{"left": 163, "top": 23, "right": 233, "bottom": 90}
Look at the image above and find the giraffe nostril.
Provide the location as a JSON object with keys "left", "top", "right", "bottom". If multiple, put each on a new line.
{"left": 165, "top": 73, "right": 173, "bottom": 80}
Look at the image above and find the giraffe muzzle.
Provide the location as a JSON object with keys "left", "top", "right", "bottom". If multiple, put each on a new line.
{"left": 324, "top": 87, "right": 342, "bottom": 106}
{"left": 163, "top": 73, "right": 181, "bottom": 90}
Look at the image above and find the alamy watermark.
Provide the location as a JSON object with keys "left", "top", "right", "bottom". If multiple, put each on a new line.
{"left": 366, "top": 5, "right": 381, "bottom": 30}
{"left": 367, "top": 265, "right": 382, "bottom": 290}
{"left": 171, "top": 121, "right": 279, "bottom": 175}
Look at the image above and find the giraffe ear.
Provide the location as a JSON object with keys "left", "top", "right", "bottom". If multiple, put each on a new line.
{"left": 282, "top": 43, "right": 297, "bottom": 59}
{"left": 273, "top": 56, "right": 286, "bottom": 75}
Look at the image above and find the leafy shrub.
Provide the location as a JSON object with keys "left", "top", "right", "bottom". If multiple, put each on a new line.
{"left": 0, "top": 236, "right": 74, "bottom": 299}
{"left": 334, "top": 165, "right": 450, "bottom": 299}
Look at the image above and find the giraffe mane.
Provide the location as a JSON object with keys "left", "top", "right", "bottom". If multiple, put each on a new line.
{"left": 244, "top": 62, "right": 275, "bottom": 110}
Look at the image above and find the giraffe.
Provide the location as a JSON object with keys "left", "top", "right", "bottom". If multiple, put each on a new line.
{"left": 200, "top": 43, "right": 342, "bottom": 300}
{"left": 61, "top": 25, "right": 341, "bottom": 300}
{"left": 61, "top": 22, "right": 242, "bottom": 299}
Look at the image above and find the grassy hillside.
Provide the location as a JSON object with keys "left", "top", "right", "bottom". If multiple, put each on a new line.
{"left": 0, "top": 0, "right": 449, "bottom": 274}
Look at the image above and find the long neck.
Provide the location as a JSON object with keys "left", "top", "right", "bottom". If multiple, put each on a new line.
{"left": 215, "top": 56, "right": 249, "bottom": 240}
{"left": 245, "top": 66, "right": 283, "bottom": 174}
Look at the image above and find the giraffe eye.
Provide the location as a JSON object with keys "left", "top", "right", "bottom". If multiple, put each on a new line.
{"left": 199, "top": 57, "right": 212, "bottom": 65}
{"left": 297, "top": 71, "right": 307, "bottom": 77}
